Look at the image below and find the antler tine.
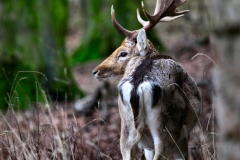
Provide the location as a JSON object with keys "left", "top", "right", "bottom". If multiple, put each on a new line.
{"left": 153, "top": 0, "right": 161, "bottom": 15}
{"left": 111, "top": 0, "right": 189, "bottom": 40}
{"left": 160, "top": 14, "right": 185, "bottom": 22}
{"left": 160, "top": 9, "right": 189, "bottom": 22}
{"left": 159, "top": 0, "right": 189, "bottom": 22}
{"left": 141, "top": 0, "right": 173, "bottom": 31}
{"left": 137, "top": 8, "right": 148, "bottom": 27}
{"left": 141, "top": 1, "right": 154, "bottom": 23}
{"left": 111, "top": 5, "right": 133, "bottom": 38}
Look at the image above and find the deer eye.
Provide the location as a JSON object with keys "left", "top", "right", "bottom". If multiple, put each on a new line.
{"left": 119, "top": 52, "right": 128, "bottom": 57}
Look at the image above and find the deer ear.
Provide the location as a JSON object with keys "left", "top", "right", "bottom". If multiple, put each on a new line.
{"left": 137, "top": 29, "right": 147, "bottom": 56}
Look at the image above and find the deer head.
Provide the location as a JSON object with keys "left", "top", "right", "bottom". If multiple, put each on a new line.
{"left": 93, "top": 0, "right": 189, "bottom": 80}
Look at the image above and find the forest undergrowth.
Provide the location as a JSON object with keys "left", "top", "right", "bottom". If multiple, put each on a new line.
{"left": 0, "top": 57, "right": 217, "bottom": 160}
{"left": 0, "top": 35, "right": 217, "bottom": 160}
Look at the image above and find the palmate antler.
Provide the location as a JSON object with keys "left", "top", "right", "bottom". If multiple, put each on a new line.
{"left": 111, "top": 0, "right": 189, "bottom": 40}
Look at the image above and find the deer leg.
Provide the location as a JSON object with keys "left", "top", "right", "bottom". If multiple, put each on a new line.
{"left": 153, "top": 141, "right": 162, "bottom": 160}
{"left": 120, "top": 127, "right": 139, "bottom": 160}
{"left": 144, "top": 149, "right": 154, "bottom": 160}
{"left": 175, "top": 138, "right": 188, "bottom": 160}
{"left": 118, "top": 99, "right": 140, "bottom": 159}
{"left": 175, "top": 125, "right": 189, "bottom": 160}
{"left": 176, "top": 92, "right": 201, "bottom": 160}
{"left": 137, "top": 82, "right": 163, "bottom": 160}
{"left": 147, "top": 121, "right": 163, "bottom": 160}
{"left": 138, "top": 129, "right": 154, "bottom": 160}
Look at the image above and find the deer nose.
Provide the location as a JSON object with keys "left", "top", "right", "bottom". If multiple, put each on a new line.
{"left": 92, "top": 69, "right": 99, "bottom": 75}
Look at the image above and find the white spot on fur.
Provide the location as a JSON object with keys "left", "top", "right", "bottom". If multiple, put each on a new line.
{"left": 137, "top": 81, "right": 153, "bottom": 133}
{"left": 137, "top": 81, "right": 153, "bottom": 107}
{"left": 119, "top": 81, "right": 133, "bottom": 105}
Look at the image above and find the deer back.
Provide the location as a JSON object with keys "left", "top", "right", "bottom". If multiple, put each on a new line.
{"left": 117, "top": 54, "right": 201, "bottom": 159}
{"left": 118, "top": 54, "right": 200, "bottom": 127}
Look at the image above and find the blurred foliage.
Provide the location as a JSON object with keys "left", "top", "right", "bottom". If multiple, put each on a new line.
{"left": 0, "top": 0, "right": 83, "bottom": 110}
{"left": 70, "top": 0, "right": 165, "bottom": 65}
{"left": 0, "top": 0, "right": 165, "bottom": 110}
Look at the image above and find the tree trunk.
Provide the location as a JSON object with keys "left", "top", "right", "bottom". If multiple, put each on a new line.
{"left": 207, "top": 0, "right": 240, "bottom": 159}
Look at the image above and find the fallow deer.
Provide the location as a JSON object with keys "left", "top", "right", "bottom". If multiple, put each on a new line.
{"left": 93, "top": 0, "right": 200, "bottom": 159}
